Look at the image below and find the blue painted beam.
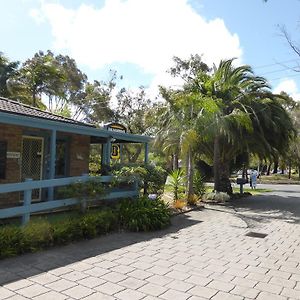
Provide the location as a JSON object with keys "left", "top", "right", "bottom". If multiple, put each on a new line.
{"left": 0, "top": 190, "right": 138, "bottom": 219}
{"left": 144, "top": 143, "right": 149, "bottom": 164}
{"left": 48, "top": 129, "right": 57, "bottom": 201}
{"left": 0, "top": 175, "right": 114, "bottom": 194}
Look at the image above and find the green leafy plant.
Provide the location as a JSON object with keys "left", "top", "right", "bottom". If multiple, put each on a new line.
{"left": 21, "top": 220, "right": 53, "bottom": 252}
{"left": 0, "top": 226, "right": 23, "bottom": 258}
{"left": 193, "top": 170, "right": 206, "bottom": 197}
{"left": 118, "top": 197, "right": 171, "bottom": 232}
{"left": 169, "top": 169, "right": 185, "bottom": 200}
{"left": 59, "top": 179, "right": 107, "bottom": 212}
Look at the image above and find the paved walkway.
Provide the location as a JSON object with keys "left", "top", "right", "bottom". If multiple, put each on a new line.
{"left": 0, "top": 189, "right": 300, "bottom": 300}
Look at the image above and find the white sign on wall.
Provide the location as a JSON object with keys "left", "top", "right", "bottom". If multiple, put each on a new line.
{"left": 7, "top": 152, "right": 21, "bottom": 159}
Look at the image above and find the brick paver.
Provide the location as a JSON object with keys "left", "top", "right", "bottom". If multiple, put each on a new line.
{"left": 1, "top": 190, "right": 300, "bottom": 300}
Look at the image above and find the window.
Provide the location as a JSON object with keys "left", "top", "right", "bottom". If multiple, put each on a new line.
{"left": 0, "top": 141, "right": 7, "bottom": 179}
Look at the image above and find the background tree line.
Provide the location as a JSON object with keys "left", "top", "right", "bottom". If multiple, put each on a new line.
{"left": 1, "top": 50, "right": 300, "bottom": 195}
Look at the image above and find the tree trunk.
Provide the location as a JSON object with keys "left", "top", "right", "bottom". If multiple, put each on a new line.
{"left": 273, "top": 159, "right": 278, "bottom": 174}
{"left": 186, "top": 147, "right": 194, "bottom": 200}
{"left": 218, "top": 161, "right": 233, "bottom": 195}
{"left": 213, "top": 135, "right": 221, "bottom": 192}
{"left": 173, "top": 153, "right": 179, "bottom": 170}
{"left": 288, "top": 161, "right": 291, "bottom": 179}
{"left": 267, "top": 163, "right": 271, "bottom": 176}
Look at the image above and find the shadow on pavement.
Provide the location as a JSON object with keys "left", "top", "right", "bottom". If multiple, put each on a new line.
{"left": 0, "top": 211, "right": 202, "bottom": 286}
{"left": 227, "top": 194, "right": 300, "bottom": 225}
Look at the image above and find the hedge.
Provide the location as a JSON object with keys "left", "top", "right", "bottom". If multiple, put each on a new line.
{"left": 0, "top": 198, "right": 171, "bottom": 259}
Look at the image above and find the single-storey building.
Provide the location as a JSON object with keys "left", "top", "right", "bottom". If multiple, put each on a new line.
{"left": 0, "top": 97, "right": 151, "bottom": 208}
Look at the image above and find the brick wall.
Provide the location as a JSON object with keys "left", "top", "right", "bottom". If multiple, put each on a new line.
{"left": 69, "top": 134, "right": 90, "bottom": 177}
{"left": 0, "top": 124, "right": 22, "bottom": 207}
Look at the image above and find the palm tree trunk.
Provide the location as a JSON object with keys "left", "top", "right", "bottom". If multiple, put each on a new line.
{"left": 213, "top": 135, "right": 221, "bottom": 192}
{"left": 186, "top": 146, "right": 194, "bottom": 199}
{"left": 173, "top": 153, "right": 179, "bottom": 170}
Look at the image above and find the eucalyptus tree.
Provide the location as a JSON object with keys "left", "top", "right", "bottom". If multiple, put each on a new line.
{"left": 0, "top": 53, "right": 19, "bottom": 98}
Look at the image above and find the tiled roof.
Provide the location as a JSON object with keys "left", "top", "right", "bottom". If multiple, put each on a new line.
{"left": 0, "top": 97, "right": 95, "bottom": 128}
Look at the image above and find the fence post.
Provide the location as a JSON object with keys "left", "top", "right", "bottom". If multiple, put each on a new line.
{"left": 81, "top": 174, "right": 89, "bottom": 213}
{"left": 22, "top": 178, "right": 32, "bottom": 225}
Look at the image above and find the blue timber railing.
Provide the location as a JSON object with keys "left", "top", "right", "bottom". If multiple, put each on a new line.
{"left": 0, "top": 175, "right": 138, "bottom": 225}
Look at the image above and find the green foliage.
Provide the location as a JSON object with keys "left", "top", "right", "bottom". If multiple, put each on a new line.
{"left": 21, "top": 220, "right": 53, "bottom": 252}
{"left": 193, "top": 170, "right": 206, "bottom": 197}
{"left": 0, "top": 226, "right": 23, "bottom": 258}
{"left": 118, "top": 197, "right": 171, "bottom": 232}
{"left": 169, "top": 169, "right": 185, "bottom": 200}
{"left": 0, "top": 198, "right": 171, "bottom": 259}
{"left": 113, "top": 164, "right": 167, "bottom": 194}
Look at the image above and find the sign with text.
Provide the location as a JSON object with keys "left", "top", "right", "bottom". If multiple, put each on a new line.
{"left": 111, "top": 144, "right": 120, "bottom": 159}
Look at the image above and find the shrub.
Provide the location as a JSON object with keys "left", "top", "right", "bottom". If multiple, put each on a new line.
{"left": 0, "top": 226, "right": 23, "bottom": 258}
{"left": 187, "top": 194, "right": 201, "bottom": 206}
{"left": 22, "top": 220, "right": 53, "bottom": 252}
{"left": 173, "top": 199, "right": 186, "bottom": 210}
{"left": 113, "top": 165, "right": 167, "bottom": 195}
{"left": 118, "top": 197, "right": 171, "bottom": 232}
{"left": 169, "top": 169, "right": 185, "bottom": 200}
{"left": 203, "top": 192, "right": 230, "bottom": 203}
{"left": 52, "top": 218, "right": 83, "bottom": 245}
{"left": 193, "top": 171, "right": 206, "bottom": 197}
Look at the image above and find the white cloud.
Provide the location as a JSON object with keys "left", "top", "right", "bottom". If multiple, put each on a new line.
{"left": 31, "top": 0, "right": 242, "bottom": 90}
{"left": 273, "top": 79, "right": 300, "bottom": 101}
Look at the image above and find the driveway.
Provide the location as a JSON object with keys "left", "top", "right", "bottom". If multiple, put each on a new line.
{"left": 0, "top": 188, "right": 300, "bottom": 300}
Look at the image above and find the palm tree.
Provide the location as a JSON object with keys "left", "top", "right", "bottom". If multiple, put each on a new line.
{"left": 194, "top": 59, "right": 295, "bottom": 193}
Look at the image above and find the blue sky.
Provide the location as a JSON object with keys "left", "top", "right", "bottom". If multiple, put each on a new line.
{"left": 1, "top": 0, "right": 300, "bottom": 99}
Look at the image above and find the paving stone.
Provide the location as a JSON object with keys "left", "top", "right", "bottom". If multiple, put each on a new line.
{"left": 188, "top": 286, "right": 218, "bottom": 298}
{"left": 61, "top": 270, "right": 89, "bottom": 282}
{"left": 146, "top": 274, "right": 173, "bottom": 286}
{"left": 147, "top": 266, "right": 170, "bottom": 276}
{"left": 165, "top": 270, "right": 190, "bottom": 281}
{"left": 127, "top": 269, "right": 153, "bottom": 280}
{"left": 138, "top": 282, "right": 168, "bottom": 296}
{"left": 94, "top": 260, "right": 118, "bottom": 269}
{"left": 212, "top": 291, "right": 243, "bottom": 300}
{"left": 207, "top": 280, "right": 235, "bottom": 292}
{"left": 77, "top": 276, "right": 106, "bottom": 288}
{"left": 33, "top": 290, "right": 69, "bottom": 300}
{"left": 269, "top": 276, "right": 296, "bottom": 289}
{"left": 110, "top": 265, "right": 135, "bottom": 275}
{"left": 101, "top": 271, "right": 128, "bottom": 283}
{"left": 185, "top": 275, "right": 212, "bottom": 286}
{"left": 160, "top": 289, "right": 191, "bottom": 300}
{"left": 17, "top": 284, "right": 49, "bottom": 298}
{"left": 256, "top": 291, "right": 287, "bottom": 300}
{"left": 256, "top": 282, "right": 283, "bottom": 295}
{"left": 114, "top": 288, "right": 146, "bottom": 300}
{"left": 48, "top": 267, "right": 73, "bottom": 276}
{"left": 280, "top": 287, "right": 300, "bottom": 299}
{"left": 45, "top": 279, "right": 77, "bottom": 292}
{"left": 231, "top": 276, "right": 257, "bottom": 288}
{"left": 95, "top": 281, "right": 125, "bottom": 295}
{"left": 4, "top": 279, "right": 34, "bottom": 291}
{"left": 119, "top": 277, "right": 147, "bottom": 289}
{"left": 29, "top": 273, "right": 60, "bottom": 285}
{"left": 82, "top": 293, "right": 115, "bottom": 300}
{"left": 2, "top": 296, "right": 27, "bottom": 300}
{"left": 0, "top": 287, "right": 15, "bottom": 299}
{"left": 62, "top": 285, "right": 94, "bottom": 299}
{"left": 166, "top": 279, "right": 194, "bottom": 292}
{"left": 84, "top": 267, "right": 110, "bottom": 277}
{"left": 230, "top": 286, "right": 260, "bottom": 299}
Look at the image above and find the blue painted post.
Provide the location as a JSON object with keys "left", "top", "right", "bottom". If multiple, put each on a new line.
{"left": 143, "top": 143, "right": 149, "bottom": 195}
{"left": 106, "top": 138, "right": 112, "bottom": 166}
{"left": 22, "top": 178, "right": 32, "bottom": 225}
{"left": 48, "top": 129, "right": 56, "bottom": 201}
{"left": 144, "top": 143, "right": 149, "bottom": 164}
